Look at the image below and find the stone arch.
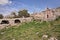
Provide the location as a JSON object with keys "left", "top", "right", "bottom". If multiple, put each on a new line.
{"left": 1, "top": 20, "right": 9, "bottom": 24}
{"left": 14, "top": 19, "right": 21, "bottom": 23}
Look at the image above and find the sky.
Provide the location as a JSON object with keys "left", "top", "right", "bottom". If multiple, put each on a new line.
{"left": 0, "top": 0, "right": 60, "bottom": 15}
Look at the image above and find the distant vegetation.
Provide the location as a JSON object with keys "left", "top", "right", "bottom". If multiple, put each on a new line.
{"left": 11, "top": 12, "right": 17, "bottom": 18}
{"left": 0, "top": 14, "right": 3, "bottom": 19}
{"left": 18, "top": 9, "right": 30, "bottom": 18}
{"left": 10, "top": 9, "right": 30, "bottom": 18}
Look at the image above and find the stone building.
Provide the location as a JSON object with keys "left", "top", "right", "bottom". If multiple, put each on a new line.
{"left": 31, "top": 8, "right": 57, "bottom": 21}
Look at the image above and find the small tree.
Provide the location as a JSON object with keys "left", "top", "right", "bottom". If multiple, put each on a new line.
{"left": 0, "top": 14, "right": 3, "bottom": 19}
{"left": 18, "top": 9, "right": 30, "bottom": 18}
{"left": 11, "top": 12, "right": 17, "bottom": 18}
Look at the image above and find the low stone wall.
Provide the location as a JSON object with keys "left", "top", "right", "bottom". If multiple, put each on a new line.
{"left": 0, "top": 17, "right": 32, "bottom": 29}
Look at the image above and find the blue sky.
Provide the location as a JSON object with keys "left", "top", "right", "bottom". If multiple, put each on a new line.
{"left": 0, "top": 0, "right": 60, "bottom": 15}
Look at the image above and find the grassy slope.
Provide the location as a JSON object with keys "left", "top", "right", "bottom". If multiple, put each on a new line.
{"left": 0, "top": 19, "right": 60, "bottom": 40}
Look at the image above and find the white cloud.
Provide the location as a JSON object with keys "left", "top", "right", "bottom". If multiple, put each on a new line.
{"left": 9, "top": 1, "right": 12, "bottom": 4}
{"left": 0, "top": 0, "right": 12, "bottom": 5}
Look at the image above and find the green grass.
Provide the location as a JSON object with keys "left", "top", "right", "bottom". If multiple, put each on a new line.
{"left": 0, "top": 19, "right": 60, "bottom": 40}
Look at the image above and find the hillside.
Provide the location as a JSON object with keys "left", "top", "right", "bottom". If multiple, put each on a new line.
{"left": 0, "top": 18, "right": 60, "bottom": 40}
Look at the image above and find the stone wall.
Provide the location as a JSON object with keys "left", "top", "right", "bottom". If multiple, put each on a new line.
{"left": 0, "top": 17, "right": 32, "bottom": 29}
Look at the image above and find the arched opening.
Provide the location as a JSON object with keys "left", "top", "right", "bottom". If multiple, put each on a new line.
{"left": 1, "top": 20, "right": 9, "bottom": 24}
{"left": 14, "top": 19, "right": 20, "bottom": 23}
{"left": 47, "top": 15, "right": 49, "bottom": 18}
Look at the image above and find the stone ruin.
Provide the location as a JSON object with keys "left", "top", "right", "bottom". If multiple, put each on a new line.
{"left": 31, "top": 8, "right": 60, "bottom": 21}
{"left": 0, "top": 17, "right": 32, "bottom": 29}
